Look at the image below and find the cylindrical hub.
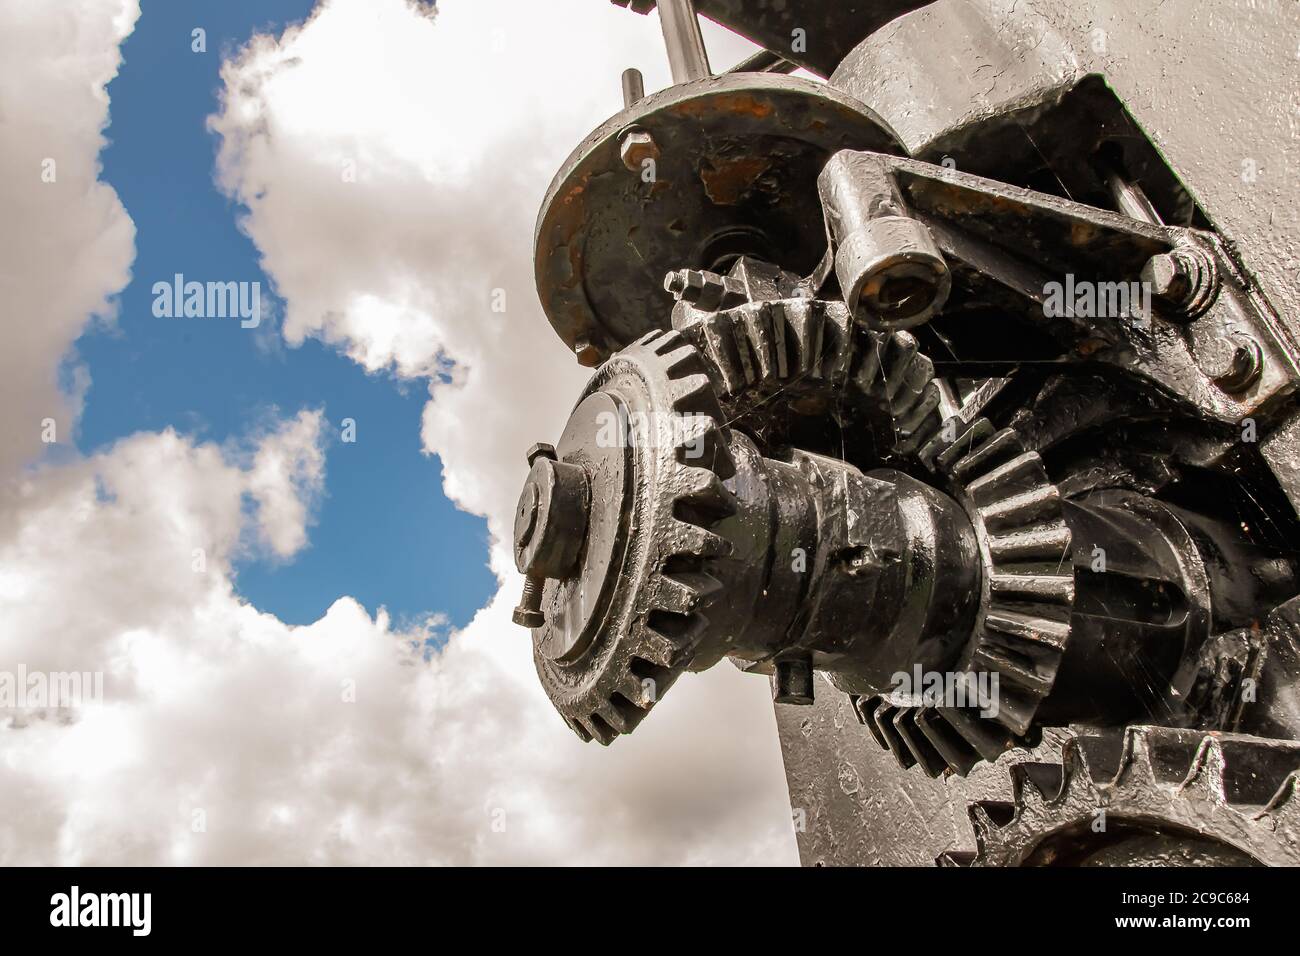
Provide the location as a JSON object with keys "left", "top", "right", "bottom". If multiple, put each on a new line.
{"left": 697, "top": 432, "right": 982, "bottom": 691}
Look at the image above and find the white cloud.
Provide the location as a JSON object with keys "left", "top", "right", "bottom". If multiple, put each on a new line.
{"left": 0, "top": 0, "right": 138, "bottom": 483}
{"left": 207, "top": 0, "right": 799, "bottom": 863}
{"left": 0, "top": 0, "right": 799, "bottom": 866}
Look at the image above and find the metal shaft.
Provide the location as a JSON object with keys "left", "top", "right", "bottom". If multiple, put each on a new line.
{"left": 621, "top": 68, "right": 645, "bottom": 108}
{"left": 657, "top": 0, "right": 711, "bottom": 83}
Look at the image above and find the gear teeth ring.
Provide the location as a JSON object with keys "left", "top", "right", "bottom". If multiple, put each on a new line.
{"left": 943, "top": 726, "right": 1300, "bottom": 866}
{"left": 857, "top": 413, "right": 1074, "bottom": 776}
{"left": 675, "top": 299, "right": 945, "bottom": 457}
{"left": 535, "top": 330, "right": 737, "bottom": 745}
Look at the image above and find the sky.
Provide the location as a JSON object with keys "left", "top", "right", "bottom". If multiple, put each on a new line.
{"left": 0, "top": 0, "right": 800, "bottom": 864}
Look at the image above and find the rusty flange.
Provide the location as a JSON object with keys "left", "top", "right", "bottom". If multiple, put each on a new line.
{"left": 534, "top": 73, "right": 904, "bottom": 366}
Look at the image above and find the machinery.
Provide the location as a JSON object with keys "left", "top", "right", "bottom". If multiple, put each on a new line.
{"left": 511, "top": 0, "right": 1300, "bottom": 865}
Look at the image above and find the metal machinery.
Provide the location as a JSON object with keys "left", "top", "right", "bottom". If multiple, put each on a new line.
{"left": 511, "top": 0, "right": 1300, "bottom": 865}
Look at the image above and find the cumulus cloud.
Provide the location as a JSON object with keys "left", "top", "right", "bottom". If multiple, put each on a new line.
{"left": 0, "top": 0, "right": 799, "bottom": 865}
{"left": 0, "top": 416, "right": 792, "bottom": 865}
{"left": 0, "top": 0, "right": 138, "bottom": 483}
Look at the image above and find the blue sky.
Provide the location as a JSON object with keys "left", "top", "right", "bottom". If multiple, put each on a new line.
{"left": 75, "top": 0, "right": 493, "bottom": 628}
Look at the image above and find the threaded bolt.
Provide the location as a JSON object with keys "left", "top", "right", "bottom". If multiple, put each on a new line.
{"left": 512, "top": 573, "right": 547, "bottom": 629}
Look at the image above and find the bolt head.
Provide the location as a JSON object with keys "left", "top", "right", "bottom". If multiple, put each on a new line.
{"left": 619, "top": 129, "right": 659, "bottom": 173}
{"left": 1141, "top": 252, "right": 1189, "bottom": 302}
{"left": 771, "top": 659, "right": 815, "bottom": 705}
{"left": 512, "top": 606, "right": 545, "bottom": 629}
{"left": 574, "top": 341, "right": 602, "bottom": 368}
{"left": 1207, "top": 332, "right": 1263, "bottom": 393}
{"left": 526, "top": 442, "right": 557, "bottom": 466}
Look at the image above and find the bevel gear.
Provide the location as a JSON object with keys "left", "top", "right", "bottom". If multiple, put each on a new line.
{"left": 945, "top": 726, "right": 1300, "bottom": 866}
{"left": 672, "top": 291, "right": 944, "bottom": 458}
{"left": 524, "top": 329, "right": 737, "bottom": 745}
{"left": 854, "top": 413, "right": 1075, "bottom": 776}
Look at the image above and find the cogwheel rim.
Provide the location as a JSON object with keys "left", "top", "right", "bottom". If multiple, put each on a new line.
{"left": 854, "top": 413, "right": 1075, "bottom": 776}
{"left": 676, "top": 298, "right": 944, "bottom": 458}
{"left": 534, "top": 329, "right": 737, "bottom": 745}
{"left": 943, "top": 726, "right": 1300, "bottom": 867}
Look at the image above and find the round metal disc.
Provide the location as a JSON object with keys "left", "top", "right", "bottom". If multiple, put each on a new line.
{"left": 537, "top": 391, "right": 629, "bottom": 663}
{"left": 534, "top": 73, "right": 905, "bottom": 365}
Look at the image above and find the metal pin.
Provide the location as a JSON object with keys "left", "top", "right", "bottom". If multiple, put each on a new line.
{"left": 657, "top": 0, "right": 711, "bottom": 84}
{"left": 622, "top": 68, "right": 645, "bottom": 108}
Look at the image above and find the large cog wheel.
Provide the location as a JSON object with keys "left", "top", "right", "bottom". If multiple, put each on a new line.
{"left": 854, "top": 413, "right": 1076, "bottom": 776}
{"left": 945, "top": 726, "right": 1300, "bottom": 866}
{"left": 531, "top": 329, "right": 737, "bottom": 745}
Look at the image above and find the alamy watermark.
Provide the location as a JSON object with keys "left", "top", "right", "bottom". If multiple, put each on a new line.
{"left": 889, "top": 665, "right": 1000, "bottom": 718}
{"left": 1043, "top": 273, "right": 1151, "bottom": 325}
{"left": 595, "top": 408, "right": 710, "bottom": 459}
{"left": 151, "top": 273, "right": 262, "bottom": 328}
{"left": 0, "top": 666, "right": 103, "bottom": 709}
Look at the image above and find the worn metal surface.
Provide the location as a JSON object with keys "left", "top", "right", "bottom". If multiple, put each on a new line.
{"left": 830, "top": 0, "right": 1300, "bottom": 374}
{"left": 519, "top": 0, "right": 1300, "bottom": 866}
{"left": 610, "top": 0, "right": 936, "bottom": 77}
{"left": 534, "top": 73, "right": 902, "bottom": 366}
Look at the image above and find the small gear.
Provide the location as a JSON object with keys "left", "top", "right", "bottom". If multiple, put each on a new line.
{"left": 944, "top": 726, "right": 1300, "bottom": 866}
{"left": 672, "top": 296, "right": 943, "bottom": 458}
{"left": 854, "top": 413, "right": 1075, "bottom": 776}
{"left": 530, "top": 329, "right": 737, "bottom": 745}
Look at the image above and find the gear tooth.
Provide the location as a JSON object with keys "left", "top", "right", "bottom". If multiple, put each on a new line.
{"left": 916, "top": 709, "right": 980, "bottom": 776}
{"left": 939, "top": 708, "right": 1014, "bottom": 763}
{"left": 987, "top": 522, "right": 1072, "bottom": 564}
{"left": 1257, "top": 772, "right": 1300, "bottom": 829}
{"left": 951, "top": 427, "right": 1024, "bottom": 480}
{"left": 883, "top": 331, "right": 920, "bottom": 400}
{"left": 578, "top": 715, "right": 617, "bottom": 746}
{"left": 566, "top": 718, "right": 593, "bottom": 743}
{"left": 989, "top": 572, "right": 1075, "bottom": 607}
{"left": 1058, "top": 737, "right": 1104, "bottom": 804}
{"left": 855, "top": 696, "right": 890, "bottom": 750}
{"left": 819, "top": 301, "right": 853, "bottom": 385}
{"left": 674, "top": 465, "right": 737, "bottom": 518}
{"left": 895, "top": 380, "right": 942, "bottom": 437}
{"left": 618, "top": 673, "right": 654, "bottom": 709}
{"left": 635, "top": 614, "right": 698, "bottom": 668}
{"left": 669, "top": 370, "right": 722, "bottom": 412}
{"left": 932, "top": 418, "right": 996, "bottom": 473}
{"left": 750, "top": 305, "right": 779, "bottom": 381}
{"left": 724, "top": 309, "right": 759, "bottom": 387}
{"left": 970, "top": 803, "right": 1008, "bottom": 839}
{"left": 872, "top": 701, "right": 917, "bottom": 769}
{"left": 978, "top": 483, "right": 1062, "bottom": 532}
{"left": 971, "top": 645, "right": 1054, "bottom": 695}
{"left": 983, "top": 609, "right": 1071, "bottom": 653}
{"left": 980, "top": 679, "right": 1039, "bottom": 737}
{"left": 595, "top": 698, "right": 642, "bottom": 735}
{"left": 1115, "top": 727, "right": 1159, "bottom": 791}
{"left": 769, "top": 301, "right": 790, "bottom": 378}
{"left": 649, "top": 571, "right": 714, "bottom": 615}
{"left": 894, "top": 708, "right": 949, "bottom": 778}
{"left": 966, "top": 451, "right": 1049, "bottom": 504}
{"left": 1179, "top": 735, "right": 1229, "bottom": 804}
{"left": 1011, "top": 766, "right": 1050, "bottom": 814}
{"left": 649, "top": 328, "right": 688, "bottom": 355}
{"left": 662, "top": 519, "right": 732, "bottom": 560}
{"left": 700, "top": 312, "right": 746, "bottom": 395}
{"left": 851, "top": 330, "right": 886, "bottom": 391}
{"left": 782, "top": 300, "right": 823, "bottom": 377}
{"left": 888, "top": 351, "right": 933, "bottom": 415}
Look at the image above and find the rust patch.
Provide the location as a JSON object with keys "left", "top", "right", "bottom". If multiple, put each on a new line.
{"left": 671, "top": 93, "right": 774, "bottom": 120}
{"left": 700, "top": 155, "right": 773, "bottom": 206}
